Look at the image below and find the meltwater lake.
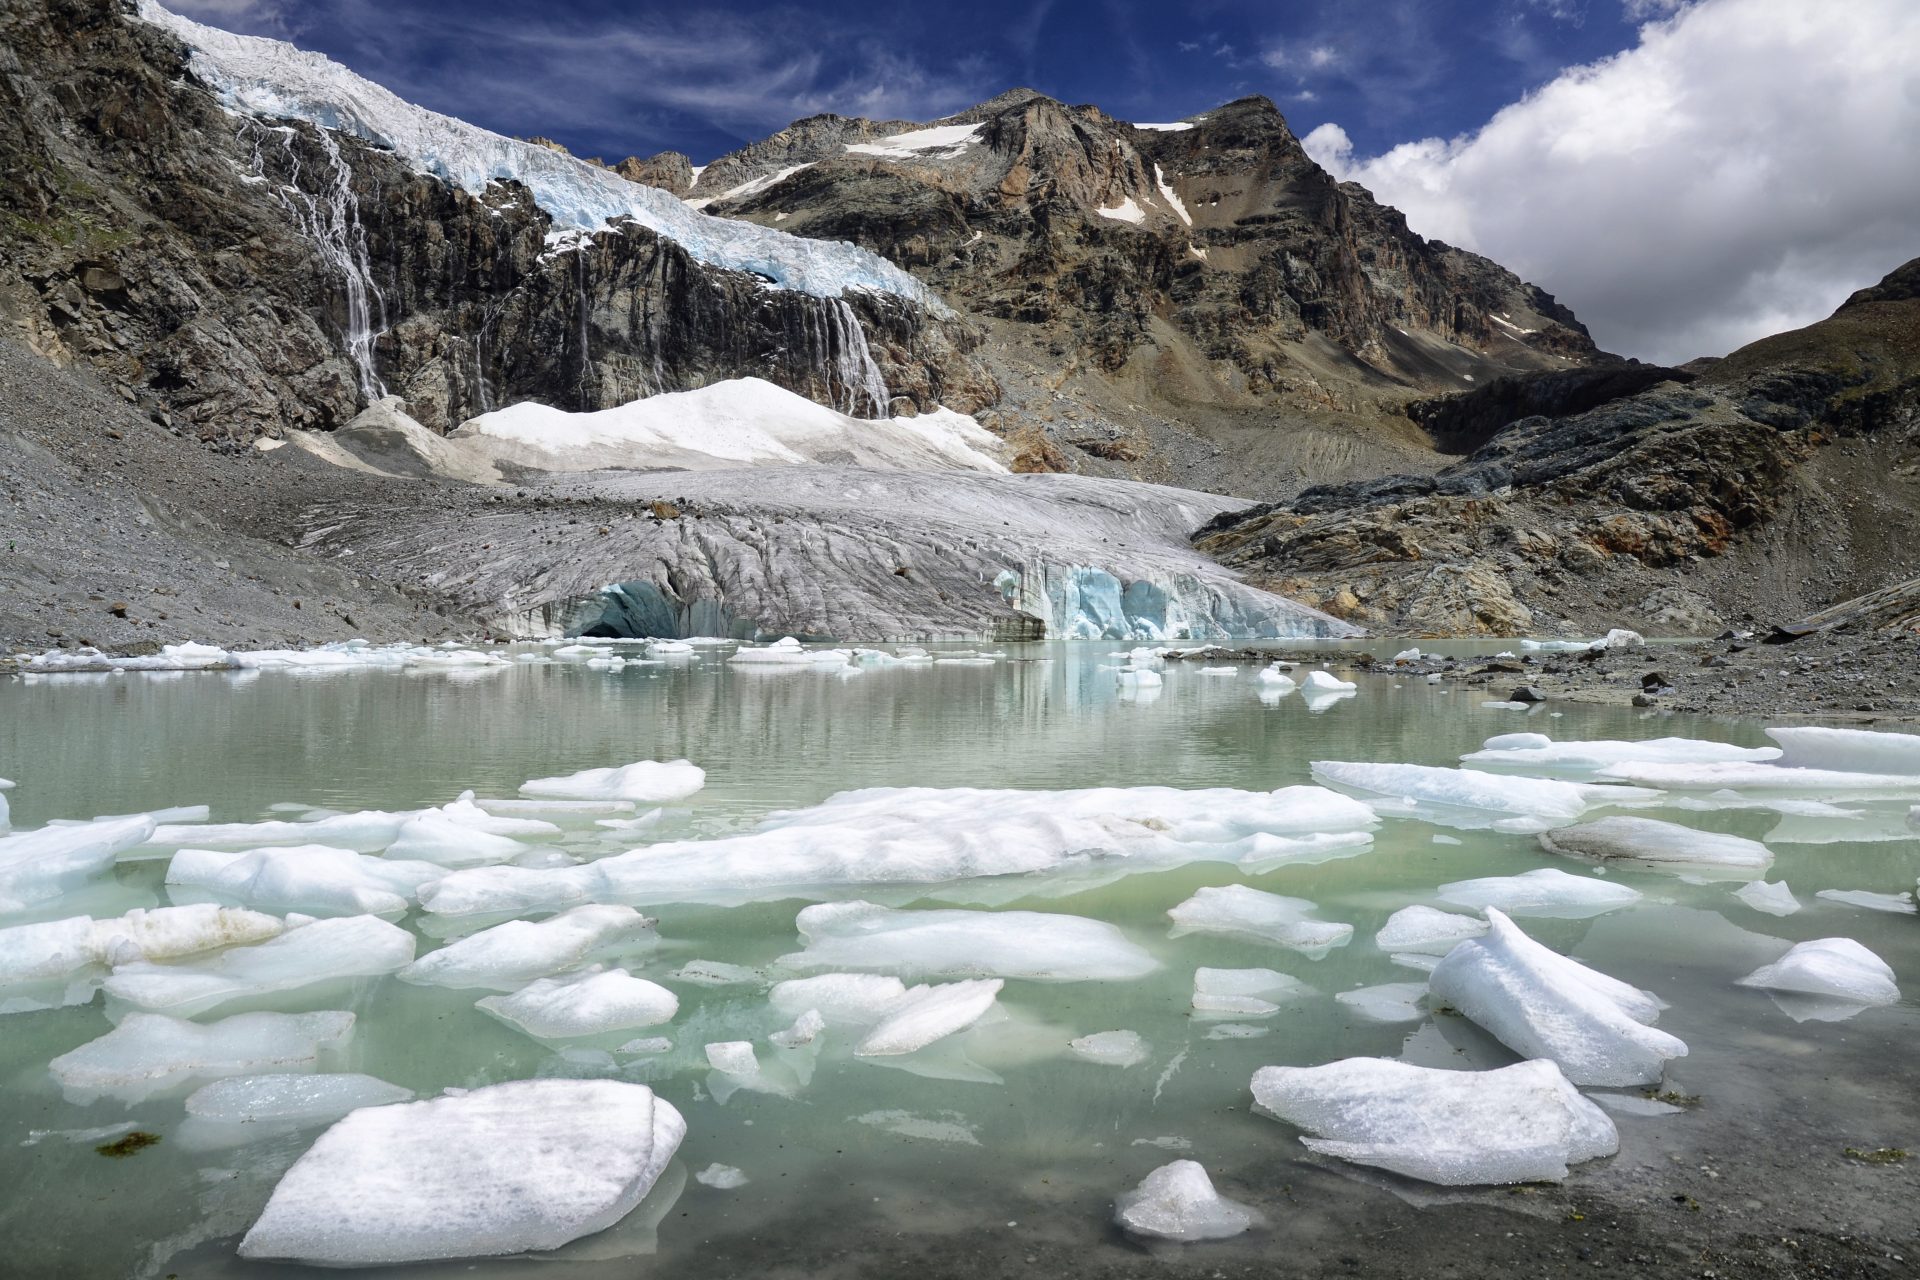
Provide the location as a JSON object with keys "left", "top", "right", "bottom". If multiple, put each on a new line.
{"left": 1, "top": 639, "right": 1915, "bottom": 1278}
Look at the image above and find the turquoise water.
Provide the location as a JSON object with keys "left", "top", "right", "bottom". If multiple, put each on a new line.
{"left": 1, "top": 642, "right": 1915, "bottom": 1277}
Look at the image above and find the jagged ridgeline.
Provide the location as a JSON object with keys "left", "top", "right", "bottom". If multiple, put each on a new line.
{"left": 0, "top": 0, "right": 994, "bottom": 440}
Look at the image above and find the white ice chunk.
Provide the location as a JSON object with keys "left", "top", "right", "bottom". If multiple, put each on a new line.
{"left": 1437, "top": 868, "right": 1642, "bottom": 918}
{"left": 1595, "top": 762, "right": 1920, "bottom": 793}
{"left": 1428, "top": 909, "right": 1684, "bottom": 1086}
{"left": 0, "top": 815, "right": 156, "bottom": 911}
{"left": 151, "top": 810, "right": 410, "bottom": 853}
{"left": 237, "top": 1079, "right": 684, "bottom": 1265}
{"left": 0, "top": 904, "right": 283, "bottom": 990}
{"left": 779, "top": 901, "right": 1158, "bottom": 982}
{"left": 518, "top": 760, "right": 705, "bottom": 803}
{"left": 1334, "top": 983, "right": 1429, "bottom": 1023}
{"left": 768, "top": 972, "right": 908, "bottom": 1025}
{"left": 705, "top": 1040, "right": 759, "bottom": 1075}
{"left": 1251, "top": 1056, "right": 1617, "bottom": 1185}
{"left": 1114, "top": 1160, "right": 1258, "bottom": 1241}
{"left": 475, "top": 797, "right": 637, "bottom": 818}
{"left": 476, "top": 968, "right": 679, "bottom": 1039}
{"left": 1256, "top": 664, "right": 1297, "bottom": 689}
{"left": 103, "top": 914, "right": 414, "bottom": 1017}
{"left": 1392, "top": 648, "right": 1422, "bottom": 663}
{"left": 1733, "top": 880, "right": 1800, "bottom": 916}
{"left": 1302, "top": 670, "right": 1356, "bottom": 692}
{"left": 49, "top": 1009, "right": 355, "bottom": 1101}
{"left": 435, "top": 791, "right": 561, "bottom": 838}
{"left": 1592, "top": 629, "right": 1644, "bottom": 650}
{"left": 1167, "top": 884, "right": 1352, "bottom": 956}
{"left": 1192, "top": 967, "right": 1312, "bottom": 1016}
{"left": 1765, "top": 726, "right": 1920, "bottom": 775}
{"left": 385, "top": 812, "right": 528, "bottom": 868}
{"left": 185, "top": 1072, "right": 413, "bottom": 1125}
{"left": 1311, "top": 761, "right": 1655, "bottom": 828}
{"left": 1373, "top": 906, "right": 1488, "bottom": 954}
{"left": 1736, "top": 938, "right": 1898, "bottom": 1006}
{"left": 1815, "top": 888, "right": 1916, "bottom": 914}
{"left": 769, "top": 1008, "right": 825, "bottom": 1048}
{"left": 854, "top": 978, "right": 1002, "bottom": 1056}
{"left": 695, "top": 1163, "right": 748, "bottom": 1189}
{"left": 398, "top": 905, "right": 656, "bottom": 990}
{"left": 667, "top": 959, "right": 763, "bottom": 987}
{"left": 166, "top": 844, "right": 444, "bottom": 916}
{"left": 1463, "top": 735, "right": 1780, "bottom": 775}
{"left": 1538, "top": 817, "right": 1772, "bottom": 871}
{"left": 1069, "top": 1029, "right": 1149, "bottom": 1067}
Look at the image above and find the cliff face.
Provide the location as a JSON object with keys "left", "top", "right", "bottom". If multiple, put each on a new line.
{"left": 0, "top": 0, "right": 993, "bottom": 444}
{"left": 1193, "top": 258, "right": 1920, "bottom": 637}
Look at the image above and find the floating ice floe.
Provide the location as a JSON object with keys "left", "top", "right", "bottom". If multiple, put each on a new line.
{"left": 668, "top": 959, "right": 763, "bottom": 987}
{"left": 0, "top": 816, "right": 157, "bottom": 913}
{"left": 1114, "top": 1160, "right": 1259, "bottom": 1242}
{"left": 476, "top": 968, "right": 680, "bottom": 1040}
{"left": 0, "top": 904, "right": 282, "bottom": 992}
{"left": 1815, "top": 888, "right": 1916, "bottom": 914}
{"left": 103, "top": 914, "right": 415, "bottom": 1018}
{"left": 1192, "top": 967, "right": 1313, "bottom": 1016}
{"left": 1462, "top": 734, "right": 1780, "bottom": 777}
{"left": 477, "top": 797, "right": 637, "bottom": 818}
{"left": 1766, "top": 726, "right": 1920, "bottom": 775}
{"left": 705, "top": 1041, "right": 759, "bottom": 1075}
{"left": 1334, "top": 983, "right": 1429, "bottom": 1024}
{"left": 1310, "top": 761, "right": 1656, "bottom": 830}
{"left": 398, "top": 905, "right": 657, "bottom": 990}
{"left": 1372, "top": 906, "right": 1488, "bottom": 955}
{"left": 1537, "top": 817, "right": 1772, "bottom": 873}
{"left": 1733, "top": 880, "right": 1800, "bottom": 916}
{"left": 418, "top": 784, "right": 1374, "bottom": 916}
{"left": 1595, "top": 761, "right": 1920, "bottom": 794}
{"left": 1428, "top": 909, "right": 1683, "bottom": 1086}
{"left": 768, "top": 972, "right": 910, "bottom": 1024}
{"left": 237, "top": 1079, "right": 684, "bottom": 1265}
{"left": 1255, "top": 663, "right": 1296, "bottom": 690}
{"left": 50, "top": 1009, "right": 355, "bottom": 1102}
{"left": 1167, "top": 885, "right": 1352, "bottom": 956}
{"left": 853, "top": 1109, "right": 980, "bottom": 1145}
{"left": 779, "top": 902, "right": 1159, "bottom": 982}
{"left": 166, "top": 844, "right": 445, "bottom": 917}
{"left": 1302, "top": 671, "right": 1356, "bottom": 692}
{"left": 854, "top": 979, "right": 1003, "bottom": 1057}
{"left": 1735, "top": 938, "right": 1899, "bottom": 1010}
{"left": 1437, "top": 868, "right": 1642, "bottom": 918}
{"left": 518, "top": 760, "right": 706, "bottom": 803}
{"left": 151, "top": 810, "right": 411, "bottom": 853}
{"left": 1197, "top": 666, "right": 1237, "bottom": 676}
{"left": 1250, "top": 1056, "right": 1617, "bottom": 1185}
{"left": 769, "top": 1008, "right": 825, "bottom": 1048}
{"left": 184, "top": 1072, "right": 413, "bottom": 1128}
{"left": 695, "top": 1164, "right": 748, "bottom": 1189}
{"left": 385, "top": 813, "right": 527, "bottom": 868}
{"left": 1070, "top": 1029, "right": 1149, "bottom": 1067}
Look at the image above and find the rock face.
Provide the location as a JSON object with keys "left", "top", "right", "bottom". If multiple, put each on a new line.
{"left": 673, "top": 90, "right": 1606, "bottom": 495}
{"left": 0, "top": 0, "right": 991, "bottom": 445}
{"left": 1194, "top": 258, "right": 1920, "bottom": 636}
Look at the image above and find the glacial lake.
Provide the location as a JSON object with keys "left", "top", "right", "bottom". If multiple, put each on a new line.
{"left": 2, "top": 640, "right": 1916, "bottom": 1278}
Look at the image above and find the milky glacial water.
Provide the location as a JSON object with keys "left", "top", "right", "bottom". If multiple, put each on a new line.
{"left": 1, "top": 642, "right": 1916, "bottom": 1278}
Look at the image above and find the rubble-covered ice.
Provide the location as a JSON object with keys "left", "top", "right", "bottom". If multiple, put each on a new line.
{"left": 1192, "top": 967, "right": 1313, "bottom": 1016}
{"left": 1537, "top": 817, "right": 1773, "bottom": 871}
{"left": 1765, "top": 726, "right": 1920, "bottom": 775}
{"left": 0, "top": 816, "right": 157, "bottom": 912}
{"left": 1069, "top": 1029, "right": 1149, "bottom": 1067}
{"left": 49, "top": 1009, "right": 355, "bottom": 1102}
{"left": 1735, "top": 938, "right": 1899, "bottom": 1006}
{"left": 475, "top": 968, "right": 680, "bottom": 1039}
{"left": 1250, "top": 1057, "right": 1617, "bottom": 1185}
{"left": 237, "top": 1079, "right": 685, "bottom": 1265}
{"left": 1166, "top": 885, "right": 1353, "bottom": 956}
{"left": 1437, "top": 868, "right": 1642, "bottom": 918}
{"left": 1428, "top": 909, "right": 1683, "bottom": 1086}
{"left": 1310, "top": 761, "right": 1655, "bottom": 829}
{"left": 1372, "top": 906, "right": 1488, "bottom": 955}
{"left": 853, "top": 979, "right": 1003, "bottom": 1056}
{"left": 518, "top": 761, "right": 706, "bottom": 804}
{"left": 103, "top": 914, "right": 415, "bottom": 1017}
{"left": 1113, "top": 1160, "right": 1259, "bottom": 1241}
{"left": 166, "top": 843, "right": 446, "bottom": 916}
{"left": 398, "top": 905, "right": 657, "bottom": 990}
{"left": 1733, "top": 880, "right": 1800, "bottom": 916}
{"left": 779, "top": 902, "right": 1159, "bottom": 981}
{"left": 419, "top": 784, "right": 1375, "bottom": 915}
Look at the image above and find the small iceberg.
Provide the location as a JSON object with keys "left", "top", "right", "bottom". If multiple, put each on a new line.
{"left": 1437, "top": 868, "right": 1642, "bottom": 918}
{"left": 1114, "top": 1160, "right": 1259, "bottom": 1241}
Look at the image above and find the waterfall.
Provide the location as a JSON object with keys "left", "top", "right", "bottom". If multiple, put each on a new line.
{"left": 262, "top": 124, "right": 388, "bottom": 402}
{"left": 827, "top": 298, "right": 891, "bottom": 419}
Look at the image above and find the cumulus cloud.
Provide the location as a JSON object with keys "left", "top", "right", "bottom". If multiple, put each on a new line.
{"left": 1303, "top": 0, "right": 1920, "bottom": 362}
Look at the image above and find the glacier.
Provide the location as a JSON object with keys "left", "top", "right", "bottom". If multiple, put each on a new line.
{"left": 136, "top": 4, "right": 930, "bottom": 305}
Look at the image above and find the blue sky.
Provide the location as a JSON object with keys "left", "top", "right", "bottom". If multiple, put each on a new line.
{"left": 174, "top": 0, "right": 1655, "bottom": 164}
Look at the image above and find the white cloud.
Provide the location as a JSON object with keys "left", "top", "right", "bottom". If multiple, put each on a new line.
{"left": 1302, "top": 0, "right": 1920, "bottom": 362}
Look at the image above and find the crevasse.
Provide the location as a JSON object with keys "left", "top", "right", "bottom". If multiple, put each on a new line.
{"left": 136, "top": 2, "right": 933, "bottom": 305}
